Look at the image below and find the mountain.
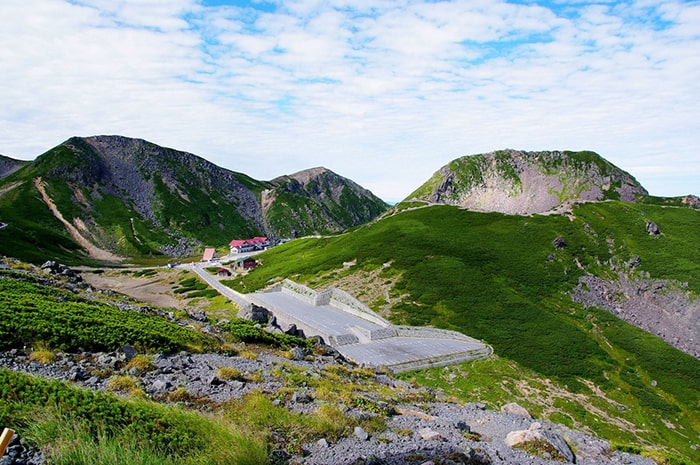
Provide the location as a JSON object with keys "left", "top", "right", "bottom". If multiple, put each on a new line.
{"left": 0, "top": 136, "right": 388, "bottom": 263}
{"left": 263, "top": 167, "right": 387, "bottom": 238}
{"left": 407, "top": 149, "right": 649, "bottom": 214}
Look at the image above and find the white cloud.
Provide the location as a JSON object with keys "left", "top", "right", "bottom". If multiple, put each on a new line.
{"left": 0, "top": 0, "right": 698, "bottom": 201}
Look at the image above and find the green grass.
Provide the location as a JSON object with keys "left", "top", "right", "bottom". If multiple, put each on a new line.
{"left": 0, "top": 369, "right": 382, "bottom": 465}
{"left": 226, "top": 202, "right": 700, "bottom": 462}
{"left": 0, "top": 369, "right": 269, "bottom": 464}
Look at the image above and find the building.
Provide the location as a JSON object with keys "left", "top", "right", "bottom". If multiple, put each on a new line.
{"left": 202, "top": 247, "right": 217, "bottom": 262}
{"left": 229, "top": 236, "right": 270, "bottom": 254}
{"left": 216, "top": 267, "right": 232, "bottom": 277}
{"left": 235, "top": 256, "right": 258, "bottom": 270}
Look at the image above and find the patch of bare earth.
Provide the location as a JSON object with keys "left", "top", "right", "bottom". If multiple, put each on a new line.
{"left": 0, "top": 180, "right": 23, "bottom": 198}
{"left": 33, "top": 177, "right": 123, "bottom": 263}
{"left": 82, "top": 269, "right": 187, "bottom": 310}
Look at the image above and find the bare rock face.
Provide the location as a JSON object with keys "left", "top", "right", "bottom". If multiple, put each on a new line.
{"left": 0, "top": 154, "right": 28, "bottom": 180}
{"left": 407, "top": 150, "right": 648, "bottom": 214}
{"left": 571, "top": 273, "right": 700, "bottom": 358}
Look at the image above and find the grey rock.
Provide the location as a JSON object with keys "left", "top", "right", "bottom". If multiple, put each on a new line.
{"left": 645, "top": 220, "right": 660, "bottom": 236}
{"left": 269, "top": 449, "right": 291, "bottom": 465}
{"left": 505, "top": 422, "right": 575, "bottom": 463}
{"left": 289, "top": 346, "right": 305, "bottom": 361}
{"left": 354, "top": 426, "right": 369, "bottom": 441}
{"left": 500, "top": 402, "right": 531, "bottom": 418}
{"left": 151, "top": 379, "right": 171, "bottom": 394}
{"left": 238, "top": 304, "right": 270, "bottom": 324}
{"left": 418, "top": 427, "right": 444, "bottom": 441}
{"left": 119, "top": 345, "right": 138, "bottom": 361}
{"left": 292, "top": 391, "right": 312, "bottom": 404}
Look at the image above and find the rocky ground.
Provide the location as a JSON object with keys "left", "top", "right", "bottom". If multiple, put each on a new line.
{"left": 0, "top": 347, "right": 654, "bottom": 465}
{"left": 571, "top": 272, "right": 700, "bottom": 359}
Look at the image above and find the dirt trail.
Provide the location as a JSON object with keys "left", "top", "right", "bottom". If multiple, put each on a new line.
{"left": 33, "top": 177, "right": 122, "bottom": 262}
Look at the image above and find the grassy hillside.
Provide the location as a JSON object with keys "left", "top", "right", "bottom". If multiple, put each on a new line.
{"left": 229, "top": 201, "right": 700, "bottom": 462}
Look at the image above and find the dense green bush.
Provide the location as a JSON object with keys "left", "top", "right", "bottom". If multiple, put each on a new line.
{"left": 0, "top": 277, "right": 215, "bottom": 353}
{"left": 222, "top": 318, "right": 310, "bottom": 349}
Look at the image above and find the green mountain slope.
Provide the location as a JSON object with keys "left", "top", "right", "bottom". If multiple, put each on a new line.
{"left": 407, "top": 150, "right": 649, "bottom": 214}
{"left": 0, "top": 136, "right": 387, "bottom": 264}
{"left": 229, "top": 201, "right": 700, "bottom": 462}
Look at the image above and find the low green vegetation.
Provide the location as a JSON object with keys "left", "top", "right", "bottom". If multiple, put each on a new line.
{"left": 229, "top": 202, "right": 700, "bottom": 462}
{"left": 222, "top": 318, "right": 311, "bottom": 349}
{"left": 174, "top": 276, "right": 220, "bottom": 299}
{"left": 0, "top": 272, "right": 216, "bottom": 353}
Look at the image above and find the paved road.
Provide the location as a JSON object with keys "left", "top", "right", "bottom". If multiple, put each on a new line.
{"left": 186, "top": 263, "right": 250, "bottom": 308}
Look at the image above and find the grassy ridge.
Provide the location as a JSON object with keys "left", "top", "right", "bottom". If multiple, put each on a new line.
{"left": 230, "top": 202, "right": 700, "bottom": 461}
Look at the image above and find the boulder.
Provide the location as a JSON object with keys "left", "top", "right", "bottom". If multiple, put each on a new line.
{"left": 418, "top": 427, "right": 444, "bottom": 441}
{"left": 505, "top": 422, "right": 575, "bottom": 463}
{"left": 354, "top": 426, "right": 369, "bottom": 441}
{"left": 500, "top": 402, "right": 531, "bottom": 418}
{"left": 119, "top": 345, "right": 138, "bottom": 361}
{"left": 238, "top": 304, "right": 270, "bottom": 324}
{"left": 288, "top": 346, "right": 305, "bottom": 361}
{"left": 151, "top": 379, "right": 171, "bottom": 394}
{"left": 645, "top": 220, "right": 660, "bottom": 236}
{"left": 553, "top": 236, "right": 566, "bottom": 249}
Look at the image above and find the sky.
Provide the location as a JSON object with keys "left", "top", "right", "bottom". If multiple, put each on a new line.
{"left": 1, "top": 0, "right": 698, "bottom": 202}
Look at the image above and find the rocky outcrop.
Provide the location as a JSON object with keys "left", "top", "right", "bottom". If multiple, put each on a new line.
{"left": 407, "top": 150, "right": 648, "bottom": 214}
{"left": 504, "top": 422, "right": 575, "bottom": 463}
{"left": 571, "top": 273, "right": 700, "bottom": 358}
{"left": 0, "top": 154, "right": 27, "bottom": 180}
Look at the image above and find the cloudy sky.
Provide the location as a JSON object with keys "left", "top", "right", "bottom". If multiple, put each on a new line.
{"left": 1, "top": 0, "right": 698, "bottom": 201}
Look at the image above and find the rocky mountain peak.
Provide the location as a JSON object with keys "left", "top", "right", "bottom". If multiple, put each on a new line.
{"left": 287, "top": 166, "right": 331, "bottom": 185}
{"left": 407, "top": 149, "right": 648, "bottom": 215}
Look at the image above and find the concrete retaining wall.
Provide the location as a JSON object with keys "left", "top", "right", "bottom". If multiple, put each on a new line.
{"left": 394, "top": 325, "right": 479, "bottom": 343}
{"left": 349, "top": 325, "right": 397, "bottom": 343}
{"left": 273, "top": 279, "right": 390, "bottom": 327}
{"left": 384, "top": 346, "right": 493, "bottom": 374}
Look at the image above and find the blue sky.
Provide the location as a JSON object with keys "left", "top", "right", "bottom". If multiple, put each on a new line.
{"left": 1, "top": 0, "right": 698, "bottom": 201}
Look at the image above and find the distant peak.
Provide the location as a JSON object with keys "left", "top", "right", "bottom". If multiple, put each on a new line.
{"left": 407, "top": 149, "right": 647, "bottom": 215}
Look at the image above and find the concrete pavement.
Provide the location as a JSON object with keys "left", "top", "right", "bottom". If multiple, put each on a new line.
{"left": 186, "top": 263, "right": 491, "bottom": 372}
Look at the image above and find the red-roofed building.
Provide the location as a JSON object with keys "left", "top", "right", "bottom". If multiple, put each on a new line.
{"left": 202, "top": 247, "right": 216, "bottom": 262}
{"left": 229, "top": 236, "right": 270, "bottom": 254}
